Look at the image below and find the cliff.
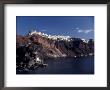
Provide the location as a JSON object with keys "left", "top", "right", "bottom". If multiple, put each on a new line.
{"left": 16, "top": 31, "right": 94, "bottom": 70}
{"left": 17, "top": 33, "right": 94, "bottom": 58}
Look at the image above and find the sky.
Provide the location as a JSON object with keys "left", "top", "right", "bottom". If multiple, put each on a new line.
{"left": 16, "top": 16, "right": 94, "bottom": 39}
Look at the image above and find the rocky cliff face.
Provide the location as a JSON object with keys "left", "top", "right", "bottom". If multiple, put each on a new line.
{"left": 17, "top": 33, "right": 94, "bottom": 58}
{"left": 16, "top": 32, "right": 94, "bottom": 70}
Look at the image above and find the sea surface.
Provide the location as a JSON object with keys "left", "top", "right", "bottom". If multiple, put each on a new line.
{"left": 16, "top": 56, "right": 94, "bottom": 74}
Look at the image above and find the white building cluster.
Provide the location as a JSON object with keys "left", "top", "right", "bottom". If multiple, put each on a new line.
{"left": 29, "top": 30, "right": 71, "bottom": 41}
{"left": 81, "top": 39, "right": 89, "bottom": 43}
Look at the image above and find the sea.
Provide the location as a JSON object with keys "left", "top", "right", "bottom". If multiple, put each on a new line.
{"left": 16, "top": 56, "right": 94, "bottom": 74}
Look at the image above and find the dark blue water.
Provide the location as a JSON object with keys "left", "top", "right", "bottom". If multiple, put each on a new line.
{"left": 17, "top": 56, "right": 94, "bottom": 74}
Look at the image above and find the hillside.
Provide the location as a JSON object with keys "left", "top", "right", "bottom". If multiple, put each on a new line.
{"left": 16, "top": 30, "right": 94, "bottom": 70}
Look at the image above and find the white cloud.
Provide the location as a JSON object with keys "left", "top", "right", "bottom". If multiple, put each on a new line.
{"left": 72, "top": 27, "right": 93, "bottom": 34}
{"left": 76, "top": 27, "right": 79, "bottom": 30}
{"left": 78, "top": 30, "right": 83, "bottom": 33}
{"left": 72, "top": 27, "right": 79, "bottom": 31}
{"left": 41, "top": 29, "right": 47, "bottom": 32}
{"left": 77, "top": 29, "right": 93, "bottom": 34}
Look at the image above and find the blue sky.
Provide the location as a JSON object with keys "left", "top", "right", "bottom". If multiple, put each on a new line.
{"left": 16, "top": 16, "right": 94, "bottom": 39}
